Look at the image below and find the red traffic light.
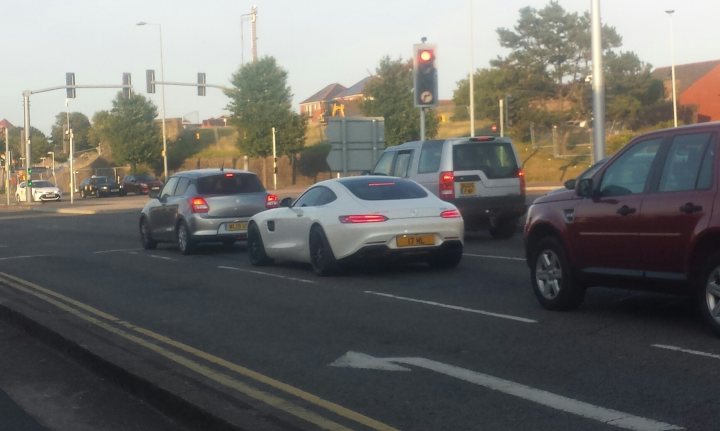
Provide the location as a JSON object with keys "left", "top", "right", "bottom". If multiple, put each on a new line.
{"left": 418, "top": 49, "right": 434, "bottom": 63}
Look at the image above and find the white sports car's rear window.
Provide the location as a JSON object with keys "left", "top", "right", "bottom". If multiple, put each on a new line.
{"left": 341, "top": 178, "right": 428, "bottom": 200}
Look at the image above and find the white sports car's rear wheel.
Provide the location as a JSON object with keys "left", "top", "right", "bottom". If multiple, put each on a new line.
{"left": 309, "top": 226, "right": 339, "bottom": 276}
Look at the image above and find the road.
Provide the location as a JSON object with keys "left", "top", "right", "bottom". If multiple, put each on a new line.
{"left": 0, "top": 194, "right": 719, "bottom": 430}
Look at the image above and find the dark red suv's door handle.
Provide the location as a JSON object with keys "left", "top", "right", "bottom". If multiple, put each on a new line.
{"left": 616, "top": 205, "right": 636, "bottom": 216}
{"left": 680, "top": 202, "right": 703, "bottom": 214}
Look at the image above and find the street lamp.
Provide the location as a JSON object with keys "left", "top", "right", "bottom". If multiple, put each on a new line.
{"left": 47, "top": 151, "right": 55, "bottom": 184}
{"left": 136, "top": 21, "right": 168, "bottom": 180}
{"left": 666, "top": 9, "right": 678, "bottom": 128}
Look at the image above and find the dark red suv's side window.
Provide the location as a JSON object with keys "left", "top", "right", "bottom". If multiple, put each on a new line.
{"left": 599, "top": 138, "right": 663, "bottom": 197}
{"left": 658, "top": 133, "right": 713, "bottom": 192}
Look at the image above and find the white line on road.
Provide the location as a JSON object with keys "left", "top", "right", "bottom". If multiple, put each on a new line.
{"left": 364, "top": 291, "right": 537, "bottom": 323}
{"left": 331, "top": 351, "right": 683, "bottom": 431}
{"left": 93, "top": 248, "right": 141, "bottom": 254}
{"left": 0, "top": 255, "right": 49, "bottom": 261}
{"left": 218, "top": 266, "right": 317, "bottom": 284}
{"left": 150, "top": 254, "right": 178, "bottom": 261}
{"left": 463, "top": 253, "right": 525, "bottom": 261}
{"left": 652, "top": 344, "right": 720, "bottom": 360}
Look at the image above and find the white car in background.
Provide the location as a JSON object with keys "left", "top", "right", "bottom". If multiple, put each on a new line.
{"left": 15, "top": 180, "right": 62, "bottom": 203}
{"left": 247, "top": 176, "right": 464, "bottom": 275}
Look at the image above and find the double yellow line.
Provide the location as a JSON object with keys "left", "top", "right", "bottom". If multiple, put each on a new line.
{"left": 0, "top": 272, "right": 399, "bottom": 431}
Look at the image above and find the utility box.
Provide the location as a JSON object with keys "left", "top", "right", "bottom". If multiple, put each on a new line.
{"left": 326, "top": 117, "right": 385, "bottom": 174}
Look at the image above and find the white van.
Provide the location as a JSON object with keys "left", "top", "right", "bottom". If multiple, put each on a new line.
{"left": 371, "top": 136, "right": 526, "bottom": 238}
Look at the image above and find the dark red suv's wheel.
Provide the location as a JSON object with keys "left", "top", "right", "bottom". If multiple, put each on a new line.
{"left": 530, "top": 237, "right": 585, "bottom": 310}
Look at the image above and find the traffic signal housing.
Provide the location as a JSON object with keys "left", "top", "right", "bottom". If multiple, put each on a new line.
{"left": 122, "top": 73, "right": 132, "bottom": 99}
{"left": 413, "top": 43, "right": 438, "bottom": 108}
{"left": 66, "top": 73, "right": 76, "bottom": 99}
{"left": 146, "top": 70, "right": 156, "bottom": 93}
{"left": 197, "top": 73, "right": 206, "bottom": 96}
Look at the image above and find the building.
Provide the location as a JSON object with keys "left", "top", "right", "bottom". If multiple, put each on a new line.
{"left": 653, "top": 60, "right": 720, "bottom": 122}
{"left": 299, "top": 77, "right": 373, "bottom": 123}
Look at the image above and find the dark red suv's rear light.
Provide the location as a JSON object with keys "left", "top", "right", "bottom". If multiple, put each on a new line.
{"left": 338, "top": 214, "right": 388, "bottom": 224}
{"left": 440, "top": 209, "right": 461, "bottom": 218}
{"left": 518, "top": 168, "right": 526, "bottom": 195}
{"left": 265, "top": 193, "right": 279, "bottom": 208}
{"left": 439, "top": 171, "right": 455, "bottom": 199}
{"left": 190, "top": 197, "right": 209, "bottom": 213}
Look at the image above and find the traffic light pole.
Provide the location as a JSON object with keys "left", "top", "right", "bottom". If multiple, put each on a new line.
{"left": 4, "top": 127, "right": 9, "bottom": 206}
{"left": 22, "top": 80, "right": 131, "bottom": 204}
{"left": 420, "top": 108, "right": 426, "bottom": 141}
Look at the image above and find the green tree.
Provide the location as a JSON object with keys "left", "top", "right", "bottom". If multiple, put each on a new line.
{"left": 95, "top": 92, "right": 160, "bottom": 173}
{"left": 297, "top": 143, "right": 331, "bottom": 182}
{"left": 50, "top": 112, "right": 92, "bottom": 155}
{"left": 362, "top": 56, "right": 438, "bottom": 146}
{"left": 2, "top": 127, "right": 51, "bottom": 165}
{"left": 226, "top": 56, "right": 306, "bottom": 162}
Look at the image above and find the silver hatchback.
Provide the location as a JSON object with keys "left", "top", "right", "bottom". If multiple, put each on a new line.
{"left": 139, "top": 169, "right": 278, "bottom": 254}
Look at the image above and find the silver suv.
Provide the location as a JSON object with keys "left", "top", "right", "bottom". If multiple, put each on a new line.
{"left": 139, "top": 169, "right": 278, "bottom": 254}
{"left": 371, "top": 136, "right": 526, "bottom": 238}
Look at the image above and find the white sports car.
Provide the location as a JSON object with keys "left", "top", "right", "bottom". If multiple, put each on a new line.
{"left": 16, "top": 180, "right": 62, "bottom": 203}
{"left": 247, "top": 176, "right": 464, "bottom": 275}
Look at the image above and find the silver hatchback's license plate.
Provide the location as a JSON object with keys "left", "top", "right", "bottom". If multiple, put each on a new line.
{"left": 227, "top": 222, "right": 248, "bottom": 231}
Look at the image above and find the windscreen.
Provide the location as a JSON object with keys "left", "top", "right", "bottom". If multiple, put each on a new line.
{"left": 341, "top": 177, "right": 428, "bottom": 200}
{"left": 452, "top": 142, "right": 519, "bottom": 178}
{"left": 32, "top": 181, "right": 54, "bottom": 187}
{"left": 196, "top": 173, "right": 264, "bottom": 195}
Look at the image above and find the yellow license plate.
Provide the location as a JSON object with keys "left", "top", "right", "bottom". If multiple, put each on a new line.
{"left": 227, "top": 222, "right": 248, "bottom": 231}
{"left": 460, "top": 182, "right": 476, "bottom": 195}
{"left": 396, "top": 234, "right": 436, "bottom": 247}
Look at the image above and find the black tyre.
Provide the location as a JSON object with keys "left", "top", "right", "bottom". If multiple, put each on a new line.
{"left": 247, "top": 223, "right": 272, "bottom": 266}
{"left": 530, "top": 236, "right": 585, "bottom": 310}
{"left": 696, "top": 252, "right": 720, "bottom": 336}
{"left": 309, "top": 226, "right": 339, "bottom": 276}
{"left": 176, "top": 221, "right": 195, "bottom": 255}
{"left": 489, "top": 218, "right": 518, "bottom": 239}
{"left": 428, "top": 244, "right": 463, "bottom": 269}
{"left": 139, "top": 217, "right": 157, "bottom": 250}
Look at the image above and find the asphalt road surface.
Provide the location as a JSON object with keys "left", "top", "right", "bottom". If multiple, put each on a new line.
{"left": 0, "top": 196, "right": 719, "bottom": 431}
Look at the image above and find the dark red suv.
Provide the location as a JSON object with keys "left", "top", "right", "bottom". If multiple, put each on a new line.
{"left": 524, "top": 122, "right": 720, "bottom": 335}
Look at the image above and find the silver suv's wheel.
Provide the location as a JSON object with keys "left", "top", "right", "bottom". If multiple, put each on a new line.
{"left": 530, "top": 237, "right": 585, "bottom": 310}
{"left": 697, "top": 252, "right": 720, "bottom": 336}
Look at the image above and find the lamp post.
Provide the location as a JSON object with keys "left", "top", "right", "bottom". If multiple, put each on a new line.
{"left": 666, "top": 9, "right": 678, "bottom": 128}
{"left": 137, "top": 21, "right": 168, "bottom": 180}
{"left": 47, "top": 151, "right": 55, "bottom": 184}
{"left": 66, "top": 99, "right": 75, "bottom": 204}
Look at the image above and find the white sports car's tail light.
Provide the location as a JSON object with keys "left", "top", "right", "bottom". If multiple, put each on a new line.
{"left": 338, "top": 214, "right": 388, "bottom": 224}
{"left": 440, "top": 209, "right": 461, "bottom": 218}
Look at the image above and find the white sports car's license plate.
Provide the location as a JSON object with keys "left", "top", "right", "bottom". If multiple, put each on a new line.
{"left": 227, "top": 222, "right": 248, "bottom": 231}
{"left": 396, "top": 234, "right": 435, "bottom": 247}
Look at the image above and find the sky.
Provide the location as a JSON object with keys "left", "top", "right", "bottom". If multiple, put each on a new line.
{"left": 2, "top": 0, "right": 718, "bottom": 136}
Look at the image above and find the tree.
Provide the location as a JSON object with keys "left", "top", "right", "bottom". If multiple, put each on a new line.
{"left": 2, "top": 127, "right": 50, "bottom": 165}
{"left": 94, "top": 92, "right": 160, "bottom": 174}
{"left": 226, "top": 56, "right": 306, "bottom": 162}
{"left": 297, "top": 143, "right": 331, "bottom": 182}
{"left": 50, "top": 112, "right": 92, "bottom": 155}
{"left": 362, "top": 56, "right": 438, "bottom": 146}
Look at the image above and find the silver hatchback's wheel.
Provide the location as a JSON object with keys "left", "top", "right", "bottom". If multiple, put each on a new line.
{"left": 697, "top": 252, "right": 720, "bottom": 336}
{"left": 176, "top": 222, "right": 194, "bottom": 255}
{"left": 530, "top": 237, "right": 585, "bottom": 310}
{"left": 139, "top": 217, "right": 157, "bottom": 250}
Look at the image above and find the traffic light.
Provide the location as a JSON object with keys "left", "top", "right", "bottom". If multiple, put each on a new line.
{"left": 197, "top": 73, "right": 206, "bottom": 96}
{"left": 413, "top": 43, "right": 438, "bottom": 107}
{"left": 122, "top": 73, "right": 132, "bottom": 99}
{"left": 27, "top": 167, "right": 32, "bottom": 187}
{"left": 66, "top": 73, "right": 76, "bottom": 98}
{"left": 146, "top": 70, "right": 156, "bottom": 93}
